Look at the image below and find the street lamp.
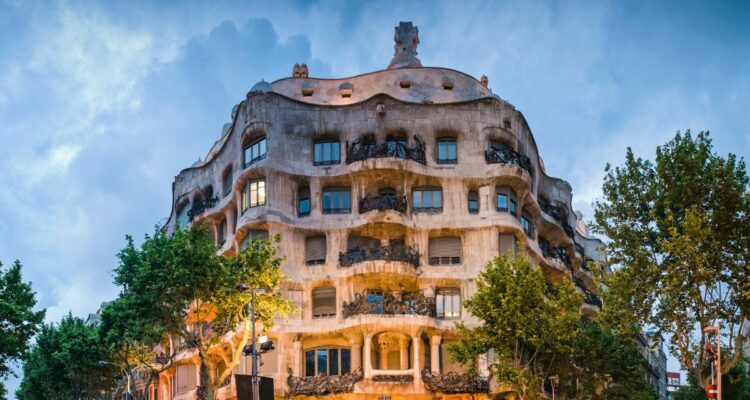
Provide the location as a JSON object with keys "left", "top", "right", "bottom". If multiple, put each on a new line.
{"left": 237, "top": 284, "right": 274, "bottom": 400}
{"left": 703, "top": 325, "right": 721, "bottom": 400}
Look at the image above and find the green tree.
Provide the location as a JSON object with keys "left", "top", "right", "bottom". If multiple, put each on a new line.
{"left": 593, "top": 131, "right": 750, "bottom": 389}
{"left": 112, "top": 225, "right": 294, "bottom": 400}
{"left": 673, "top": 359, "right": 750, "bottom": 400}
{"left": 448, "top": 251, "right": 581, "bottom": 400}
{"left": 16, "top": 314, "right": 117, "bottom": 400}
{"left": 0, "top": 260, "right": 45, "bottom": 396}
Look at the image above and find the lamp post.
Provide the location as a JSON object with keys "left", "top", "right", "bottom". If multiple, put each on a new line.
{"left": 704, "top": 325, "right": 721, "bottom": 400}
{"left": 237, "top": 284, "right": 273, "bottom": 400}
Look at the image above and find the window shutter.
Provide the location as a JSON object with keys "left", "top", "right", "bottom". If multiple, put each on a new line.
{"left": 305, "top": 236, "right": 327, "bottom": 263}
{"left": 429, "top": 237, "right": 462, "bottom": 259}
{"left": 499, "top": 233, "right": 516, "bottom": 254}
{"left": 312, "top": 286, "right": 336, "bottom": 317}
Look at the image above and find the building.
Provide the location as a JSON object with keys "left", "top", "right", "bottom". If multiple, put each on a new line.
{"left": 666, "top": 371, "right": 683, "bottom": 399}
{"left": 638, "top": 331, "right": 668, "bottom": 399}
{"left": 156, "top": 21, "right": 604, "bottom": 400}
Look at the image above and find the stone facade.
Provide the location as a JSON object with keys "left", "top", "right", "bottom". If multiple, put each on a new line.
{"left": 154, "top": 22, "right": 604, "bottom": 400}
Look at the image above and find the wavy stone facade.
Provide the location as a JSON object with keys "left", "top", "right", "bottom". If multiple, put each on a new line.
{"left": 155, "top": 22, "right": 604, "bottom": 400}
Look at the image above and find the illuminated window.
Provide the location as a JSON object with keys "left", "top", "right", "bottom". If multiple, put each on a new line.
{"left": 242, "top": 178, "right": 266, "bottom": 212}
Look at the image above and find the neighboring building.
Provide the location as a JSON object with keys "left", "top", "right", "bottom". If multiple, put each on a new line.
{"left": 638, "top": 331, "right": 668, "bottom": 399}
{"left": 666, "top": 371, "right": 683, "bottom": 399}
{"left": 155, "top": 22, "right": 604, "bottom": 400}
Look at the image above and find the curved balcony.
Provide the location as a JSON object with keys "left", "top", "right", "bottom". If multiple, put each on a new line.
{"left": 484, "top": 147, "right": 532, "bottom": 175}
{"left": 188, "top": 197, "right": 219, "bottom": 221}
{"left": 345, "top": 134, "right": 426, "bottom": 165}
{"left": 342, "top": 291, "right": 436, "bottom": 318}
{"left": 286, "top": 368, "right": 363, "bottom": 396}
{"left": 539, "top": 238, "right": 572, "bottom": 271}
{"left": 421, "top": 370, "right": 489, "bottom": 393}
{"left": 359, "top": 194, "right": 408, "bottom": 214}
{"left": 538, "top": 198, "right": 574, "bottom": 238}
{"left": 339, "top": 244, "right": 420, "bottom": 268}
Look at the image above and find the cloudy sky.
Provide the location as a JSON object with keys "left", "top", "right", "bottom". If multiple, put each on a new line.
{"left": 1, "top": 0, "right": 748, "bottom": 394}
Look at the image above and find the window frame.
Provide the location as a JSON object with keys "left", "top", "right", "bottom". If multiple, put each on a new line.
{"left": 436, "top": 137, "right": 458, "bottom": 164}
{"left": 312, "top": 286, "right": 337, "bottom": 319}
{"left": 242, "top": 178, "right": 266, "bottom": 212}
{"left": 298, "top": 186, "right": 311, "bottom": 217}
{"left": 428, "top": 236, "right": 462, "bottom": 265}
{"left": 305, "top": 235, "right": 327, "bottom": 266}
{"left": 468, "top": 190, "right": 479, "bottom": 214}
{"left": 496, "top": 192, "right": 509, "bottom": 212}
{"left": 436, "top": 287, "right": 461, "bottom": 319}
{"left": 314, "top": 139, "right": 341, "bottom": 166}
{"left": 322, "top": 188, "right": 352, "bottom": 214}
{"left": 304, "top": 347, "right": 351, "bottom": 376}
{"left": 412, "top": 187, "right": 443, "bottom": 213}
{"left": 242, "top": 136, "right": 268, "bottom": 168}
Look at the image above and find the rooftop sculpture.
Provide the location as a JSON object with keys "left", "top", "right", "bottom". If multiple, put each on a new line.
{"left": 387, "top": 21, "right": 422, "bottom": 69}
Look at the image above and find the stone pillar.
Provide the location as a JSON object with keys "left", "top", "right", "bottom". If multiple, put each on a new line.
{"left": 411, "top": 335, "right": 421, "bottom": 382}
{"left": 292, "top": 341, "right": 302, "bottom": 376}
{"left": 430, "top": 335, "right": 442, "bottom": 373}
{"left": 350, "top": 339, "right": 362, "bottom": 371}
{"left": 399, "top": 337, "right": 409, "bottom": 370}
{"left": 363, "top": 335, "right": 373, "bottom": 378}
{"left": 378, "top": 341, "right": 389, "bottom": 370}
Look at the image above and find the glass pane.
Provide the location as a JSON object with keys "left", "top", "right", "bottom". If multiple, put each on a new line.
{"left": 241, "top": 191, "right": 248, "bottom": 212}
{"left": 317, "top": 349, "right": 328, "bottom": 375}
{"left": 438, "top": 142, "right": 446, "bottom": 159}
{"left": 323, "top": 142, "right": 330, "bottom": 161}
{"left": 510, "top": 200, "right": 517, "bottom": 214}
{"left": 315, "top": 143, "right": 322, "bottom": 163}
{"left": 448, "top": 142, "right": 457, "bottom": 159}
{"left": 436, "top": 293, "right": 444, "bottom": 316}
{"left": 452, "top": 294, "right": 461, "bottom": 317}
{"left": 434, "top": 191, "right": 442, "bottom": 208}
{"left": 342, "top": 191, "right": 350, "bottom": 209}
{"left": 305, "top": 351, "right": 315, "bottom": 376}
{"left": 330, "top": 349, "right": 339, "bottom": 375}
{"left": 259, "top": 139, "right": 266, "bottom": 156}
{"left": 244, "top": 148, "right": 251, "bottom": 165}
{"left": 498, "top": 194, "right": 508, "bottom": 210}
{"left": 332, "top": 142, "right": 340, "bottom": 162}
{"left": 341, "top": 349, "right": 351, "bottom": 374}
{"left": 323, "top": 192, "right": 331, "bottom": 210}
{"left": 469, "top": 199, "right": 478, "bottom": 212}
{"left": 413, "top": 191, "right": 422, "bottom": 208}
{"left": 299, "top": 199, "right": 310, "bottom": 214}
{"left": 258, "top": 181, "right": 266, "bottom": 205}
{"left": 423, "top": 191, "right": 432, "bottom": 207}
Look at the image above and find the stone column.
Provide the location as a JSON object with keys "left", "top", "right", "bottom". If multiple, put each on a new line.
{"left": 430, "top": 335, "right": 442, "bottom": 373}
{"left": 399, "top": 337, "right": 409, "bottom": 370}
{"left": 378, "top": 341, "right": 389, "bottom": 370}
{"left": 411, "top": 335, "right": 421, "bottom": 382}
{"left": 292, "top": 341, "right": 302, "bottom": 376}
{"left": 363, "top": 335, "right": 373, "bottom": 378}
{"left": 195, "top": 360, "right": 202, "bottom": 388}
{"left": 350, "top": 338, "right": 362, "bottom": 372}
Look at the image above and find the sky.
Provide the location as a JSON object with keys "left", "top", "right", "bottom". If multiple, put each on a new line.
{"left": 0, "top": 0, "right": 749, "bottom": 395}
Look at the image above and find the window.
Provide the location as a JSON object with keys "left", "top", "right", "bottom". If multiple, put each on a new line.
{"left": 437, "top": 138, "right": 457, "bottom": 164}
{"left": 241, "top": 230, "right": 268, "bottom": 250}
{"left": 219, "top": 219, "right": 227, "bottom": 246}
{"left": 367, "top": 290, "right": 384, "bottom": 314}
{"left": 413, "top": 188, "right": 442, "bottom": 212}
{"left": 510, "top": 199, "right": 517, "bottom": 216}
{"left": 305, "top": 348, "right": 351, "bottom": 376}
{"left": 243, "top": 136, "right": 267, "bottom": 167}
{"left": 497, "top": 187, "right": 517, "bottom": 214}
{"left": 222, "top": 168, "right": 233, "bottom": 197}
{"left": 176, "top": 203, "right": 190, "bottom": 228}
{"left": 298, "top": 186, "right": 311, "bottom": 216}
{"left": 242, "top": 179, "right": 266, "bottom": 212}
{"left": 314, "top": 140, "right": 340, "bottom": 165}
{"left": 175, "top": 364, "right": 197, "bottom": 394}
{"left": 429, "top": 236, "right": 462, "bottom": 265}
{"left": 497, "top": 193, "right": 508, "bottom": 212}
{"left": 322, "top": 188, "right": 351, "bottom": 214}
{"left": 312, "top": 286, "right": 336, "bottom": 318}
{"left": 436, "top": 288, "right": 461, "bottom": 318}
{"left": 499, "top": 233, "right": 518, "bottom": 255}
{"left": 521, "top": 213, "right": 532, "bottom": 236}
{"left": 305, "top": 236, "right": 326, "bottom": 265}
{"left": 468, "top": 191, "right": 479, "bottom": 213}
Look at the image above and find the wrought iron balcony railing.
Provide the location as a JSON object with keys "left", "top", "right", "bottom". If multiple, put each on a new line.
{"left": 345, "top": 134, "right": 426, "bottom": 165}
{"left": 286, "top": 368, "right": 363, "bottom": 396}
{"left": 342, "top": 291, "right": 436, "bottom": 318}
{"left": 359, "top": 194, "right": 407, "bottom": 214}
{"left": 339, "top": 244, "right": 420, "bottom": 267}
{"left": 484, "top": 147, "right": 532, "bottom": 174}
{"left": 421, "top": 370, "right": 490, "bottom": 393}
{"left": 188, "top": 197, "right": 219, "bottom": 221}
{"left": 538, "top": 198, "right": 575, "bottom": 238}
{"left": 539, "top": 239, "right": 572, "bottom": 270}
{"left": 584, "top": 291, "right": 603, "bottom": 308}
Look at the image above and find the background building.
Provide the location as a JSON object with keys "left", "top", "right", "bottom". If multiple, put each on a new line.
{"left": 638, "top": 331, "right": 668, "bottom": 399}
{"left": 159, "top": 22, "right": 604, "bottom": 400}
{"left": 666, "top": 371, "right": 682, "bottom": 400}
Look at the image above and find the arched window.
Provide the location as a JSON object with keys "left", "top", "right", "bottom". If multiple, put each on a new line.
{"left": 429, "top": 236, "right": 462, "bottom": 265}
{"left": 312, "top": 286, "right": 336, "bottom": 318}
{"left": 243, "top": 136, "right": 267, "bottom": 168}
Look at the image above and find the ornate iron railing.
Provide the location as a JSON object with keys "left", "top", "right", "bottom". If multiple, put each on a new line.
{"left": 584, "top": 291, "right": 603, "bottom": 308}
{"left": 188, "top": 197, "right": 219, "bottom": 221}
{"left": 345, "top": 134, "right": 426, "bottom": 165}
{"left": 484, "top": 147, "right": 532, "bottom": 174}
{"left": 372, "top": 374, "right": 414, "bottom": 382}
{"left": 339, "top": 244, "right": 420, "bottom": 267}
{"left": 421, "top": 370, "right": 490, "bottom": 393}
{"left": 359, "top": 194, "right": 408, "bottom": 214}
{"left": 342, "top": 291, "right": 436, "bottom": 318}
{"left": 538, "top": 198, "right": 575, "bottom": 238}
{"left": 539, "top": 239, "right": 572, "bottom": 270}
{"left": 286, "top": 368, "right": 363, "bottom": 396}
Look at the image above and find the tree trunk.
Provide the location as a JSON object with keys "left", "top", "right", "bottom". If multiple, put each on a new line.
{"left": 199, "top": 360, "right": 215, "bottom": 400}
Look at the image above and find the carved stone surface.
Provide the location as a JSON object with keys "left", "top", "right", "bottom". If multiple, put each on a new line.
{"left": 346, "top": 134, "right": 426, "bottom": 165}
{"left": 286, "top": 368, "right": 363, "bottom": 396}
{"left": 484, "top": 147, "right": 532, "bottom": 174}
{"left": 360, "top": 194, "right": 408, "bottom": 214}
{"left": 372, "top": 374, "right": 414, "bottom": 383}
{"left": 388, "top": 22, "right": 422, "bottom": 69}
{"left": 342, "top": 291, "right": 436, "bottom": 318}
{"left": 421, "top": 370, "right": 489, "bottom": 393}
{"left": 339, "top": 243, "right": 420, "bottom": 267}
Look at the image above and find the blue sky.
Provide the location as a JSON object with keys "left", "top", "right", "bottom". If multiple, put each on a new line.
{"left": 1, "top": 0, "right": 748, "bottom": 395}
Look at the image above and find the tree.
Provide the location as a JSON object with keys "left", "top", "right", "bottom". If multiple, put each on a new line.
{"left": 593, "top": 131, "right": 750, "bottom": 389}
{"left": 112, "top": 224, "right": 294, "bottom": 400}
{"left": 448, "top": 251, "right": 581, "bottom": 399}
{"left": 16, "top": 314, "right": 117, "bottom": 400}
{"left": 673, "top": 359, "right": 750, "bottom": 400}
{"left": 0, "top": 261, "right": 45, "bottom": 383}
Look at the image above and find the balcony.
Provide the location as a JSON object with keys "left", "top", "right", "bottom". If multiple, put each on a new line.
{"left": 345, "top": 134, "right": 426, "bottom": 165}
{"left": 484, "top": 147, "right": 532, "bottom": 174}
{"left": 539, "top": 239, "right": 572, "bottom": 271}
{"left": 286, "top": 368, "right": 363, "bottom": 396}
{"left": 538, "top": 198, "right": 575, "bottom": 238}
{"left": 359, "top": 194, "right": 408, "bottom": 214}
{"left": 342, "top": 291, "right": 436, "bottom": 318}
{"left": 583, "top": 291, "right": 602, "bottom": 308}
{"left": 188, "top": 197, "right": 219, "bottom": 221}
{"left": 421, "top": 370, "right": 490, "bottom": 393}
{"left": 339, "top": 243, "right": 420, "bottom": 267}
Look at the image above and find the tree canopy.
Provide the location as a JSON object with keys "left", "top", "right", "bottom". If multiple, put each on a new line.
{"left": 593, "top": 131, "right": 750, "bottom": 388}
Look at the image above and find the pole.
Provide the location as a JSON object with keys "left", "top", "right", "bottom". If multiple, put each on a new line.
{"left": 716, "top": 329, "right": 721, "bottom": 400}
{"left": 251, "top": 289, "right": 259, "bottom": 400}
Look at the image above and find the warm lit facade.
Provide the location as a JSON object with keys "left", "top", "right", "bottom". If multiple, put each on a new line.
{"left": 155, "top": 22, "right": 604, "bottom": 400}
